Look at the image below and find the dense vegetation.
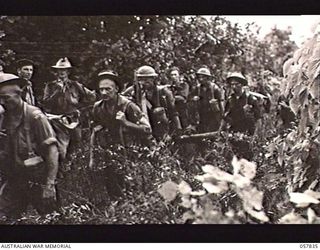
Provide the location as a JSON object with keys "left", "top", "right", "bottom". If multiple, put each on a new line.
{"left": 1, "top": 16, "right": 319, "bottom": 224}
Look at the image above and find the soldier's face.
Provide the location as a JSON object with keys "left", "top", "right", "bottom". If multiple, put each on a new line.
{"left": 0, "top": 85, "right": 22, "bottom": 111}
{"left": 229, "top": 79, "right": 243, "bottom": 95}
{"left": 138, "top": 77, "right": 155, "bottom": 91}
{"left": 170, "top": 70, "right": 180, "bottom": 84}
{"left": 56, "top": 69, "right": 70, "bottom": 80}
{"left": 17, "top": 65, "right": 33, "bottom": 80}
{"left": 197, "top": 75, "right": 210, "bottom": 86}
{"left": 98, "top": 79, "right": 118, "bottom": 101}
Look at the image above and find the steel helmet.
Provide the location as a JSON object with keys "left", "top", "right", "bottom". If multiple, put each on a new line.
{"left": 226, "top": 72, "right": 248, "bottom": 85}
{"left": 95, "top": 69, "right": 123, "bottom": 91}
{"left": 136, "top": 65, "right": 158, "bottom": 77}
{"left": 196, "top": 67, "right": 212, "bottom": 77}
{"left": 98, "top": 70, "right": 118, "bottom": 79}
{"left": 52, "top": 57, "right": 72, "bottom": 69}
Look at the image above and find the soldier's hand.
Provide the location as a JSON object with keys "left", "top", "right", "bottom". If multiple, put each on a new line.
{"left": 42, "top": 184, "right": 57, "bottom": 200}
{"left": 185, "top": 125, "right": 196, "bottom": 135}
{"left": 116, "top": 111, "right": 126, "bottom": 123}
{"left": 56, "top": 80, "right": 64, "bottom": 89}
{"left": 192, "top": 96, "right": 200, "bottom": 102}
{"left": 40, "top": 183, "right": 58, "bottom": 214}
{"left": 243, "top": 86, "right": 250, "bottom": 95}
{"left": 243, "top": 104, "right": 253, "bottom": 113}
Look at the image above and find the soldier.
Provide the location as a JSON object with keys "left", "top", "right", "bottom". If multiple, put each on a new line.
{"left": 188, "top": 67, "right": 224, "bottom": 133}
{"left": 123, "top": 65, "right": 182, "bottom": 141}
{"left": 42, "top": 58, "right": 96, "bottom": 160}
{"left": 222, "top": 72, "right": 262, "bottom": 135}
{"left": 89, "top": 70, "right": 151, "bottom": 164}
{"left": 89, "top": 70, "right": 151, "bottom": 198}
{"left": 168, "top": 67, "right": 190, "bottom": 129}
{"left": 221, "top": 72, "right": 262, "bottom": 159}
{"left": 0, "top": 73, "right": 59, "bottom": 221}
{"left": 16, "top": 59, "right": 37, "bottom": 106}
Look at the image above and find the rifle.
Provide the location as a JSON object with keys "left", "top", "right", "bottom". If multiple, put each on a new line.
{"left": 133, "top": 69, "right": 142, "bottom": 110}
{"left": 177, "top": 131, "right": 221, "bottom": 142}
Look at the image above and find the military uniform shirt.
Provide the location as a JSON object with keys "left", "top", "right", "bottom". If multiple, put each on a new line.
{"left": 92, "top": 95, "right": 145, "bottom": 145}
{"left": 2, "top": 102, "right": 57, "bottom": 170}
{"left": 43, "top": 79, "right": 96, "bottom": 114}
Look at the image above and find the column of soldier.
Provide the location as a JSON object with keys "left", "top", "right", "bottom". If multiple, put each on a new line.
{"left": 0, "top": 57, "right": 272, "bottom": 221}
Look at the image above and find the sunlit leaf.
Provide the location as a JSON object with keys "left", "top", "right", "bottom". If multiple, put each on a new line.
{"left": 202, "top": 181, "right": 228, "bottom": 194}
{"left": 237, "top": 186, "right": 264, "bottom": 211}
{"left": 304, "top": 190, "right": 320, "bottom": 200}
{"left": 246, "top": 208, "right": 269, "bottom": 223}
{"left": 178, "top": 180, "right": 192, "bottom": 195}
{"left": 158, "top": 181, "right": 178, "bottom": 202}
{"left": 182, "top": 211, "right": 194, "bottom": 222}
{"left": 309, "top": 78, "right": 320, "bottom": 99}
{"left": 232, "top": 174, "right": 251, "bottom": 188}
{"left": 289, "top": 192, "right": 320, "bottom": 206}
{"left": 279, "top": 212, "right": 308, "bottom": 224}
{"left": 181, "top": 196, "right": 192, "bottom": 208}
{"left": 201, "top": 165, "right": 234, "bottom": 182}
{"left": 308, "top": 208, "right": 317, "bottom": 224}
{"left": 238, "top": 159, "right": 257, "bottom": 180}
{"left": 190, "top": 190, "right": 206, "bottom": 196}
{"left": 283, "top": 58, "right": 294, "bottom": 77}
{"left": 289, "top": 96, "right": 301, "bottom": 115}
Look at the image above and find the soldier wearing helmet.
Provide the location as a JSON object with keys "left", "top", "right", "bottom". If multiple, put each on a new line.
{"left": 90, "top": 70, "right": 151, "bottom": 157}
{"left": 123, "top": 65, "right": 182, "bottom": 141}
{"left": 89, "top": 70, "right": 151, "bottom": 198}
{"left": 221, "top": 72, "right": 263, "bottom": 159}
{"left": 0, "top": 73, "right": 59, "bottom": 221}
{"left": 187, "top": 66, "right": 224, "bottom": 133}
{"left": 222, "top": 72, "right": 261, "bottom": 135}
{"left": 42, "top": 58, "right": 96, "bottom": 160}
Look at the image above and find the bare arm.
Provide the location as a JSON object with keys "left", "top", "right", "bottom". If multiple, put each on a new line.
{"left": 43, "top": 144, "right": 59, "bottom": 186}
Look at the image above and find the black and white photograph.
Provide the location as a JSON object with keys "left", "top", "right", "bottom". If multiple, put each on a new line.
{"left": 0, "top": 15, "right": 319, "bottom": 228}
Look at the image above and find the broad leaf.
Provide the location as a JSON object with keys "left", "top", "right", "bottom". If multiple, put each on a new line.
{"left": 201, "top": 165, "right": 234, "bottom": 182}
{"left": 181, "top": 196, "right": 192, "bottom": 208}
{"left": 232, "top": 156, "right": 257, "bottom": 180}
{"left": 158, "top": 181, "right": 178, "bottom": 202}
{"left": 307, "top": 208, "right": 317, "bottom": 224}
{"left": 178, "top": 180, "right": 192, "bottom": 195}
{"left": 202, "top": 181, "right": 228, "bottom": 194}
{"left": 279, "top": 212, "right": 308, "bottom": 224}
{"left": 289, "top": 192, "right": 320, "bottom": 206}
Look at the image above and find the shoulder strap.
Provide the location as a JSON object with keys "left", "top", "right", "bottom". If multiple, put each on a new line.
{"left": 120, "top": 96, "right": 131, "bottom": 114}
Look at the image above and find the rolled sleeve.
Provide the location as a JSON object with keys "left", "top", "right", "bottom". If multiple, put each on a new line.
{"left": 42, "top": 137, "right": 58, "bottom": 147}
{"left": 32, "top": 110, "right": 58, "bottom": 149}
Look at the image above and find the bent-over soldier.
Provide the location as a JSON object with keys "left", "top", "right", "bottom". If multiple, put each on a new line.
{"left": 0, "top": 73, "right": 59, "bottom": 220}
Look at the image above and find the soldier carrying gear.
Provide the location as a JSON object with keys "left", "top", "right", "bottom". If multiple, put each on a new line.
{"left": 90, "top": 69, "right": 151, "bottom": 155}
{"left": 221, "top": 72, "right": 263, "bottom": 160}
{"left": 167, "top": 67, "right": 190, "bottom": 129}
{"left": 187, "top": 66, "right": 224, "bottom": 133}
{"left": 222, "top": 72, "right": 261, "bottom": 135}
{"left": 123, "top": 65, "right": 182, "bottom": 142}
{"left": 0, "top": 73, "right": 59, "bottom": 221}
{"left": 42, "top": 57, "right": 96, "bottom": 160}
{"left": 89, "top": 70, "right": 151, "bottom": 198}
